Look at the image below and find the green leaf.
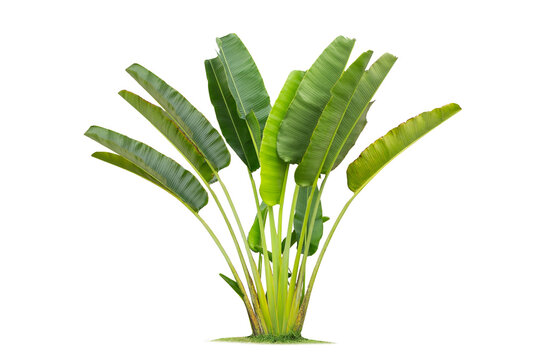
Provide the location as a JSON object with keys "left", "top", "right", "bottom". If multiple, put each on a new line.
{"left": 294, "top": 186, "right": 323, "bottom": 256}
{"left": 85, "top": 126, "right": 208, "bottom": 212}
{"left": 246, "top": 111, "right": 261, "bottom": 154}
{"left": 295, "top": 52, "right": 397, "bottom": 185}
{"left": 216, "top": 33, "right": 271, "bottom": 130}
{"left": 248, "top": 202, "right": 268, "bottom": 253}
{"left": 331, "top": 101, "right": 373, "bottom": 171}
{"left": 219, "top": 273, "right": 244, "bottom": 299}
{"left": 125, "top": 63, "right": 230, "bottom": 171}
{"left": 259, "top": 70, "right": 305, "bottom": 206}
{"left": 282, "top": 231, "right": 299, "bottom": 251}
{"left": 118, "top": 90, "right": 215, "bottom": 183}
{"left": 205, "top": 57, "right": 259, "bottom": 171}
{"left": 277, "top": 36, "right": 355, "bottom": 164}
{"left": 347, "top": 103, "right": 462, "bottom": 193}
{"left": 91, "top": 152, "right": 166, "bottom": 190}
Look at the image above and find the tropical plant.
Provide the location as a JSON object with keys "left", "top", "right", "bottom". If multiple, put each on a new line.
{"left": 85, "top": 33, "right": 461, "bottom": 341}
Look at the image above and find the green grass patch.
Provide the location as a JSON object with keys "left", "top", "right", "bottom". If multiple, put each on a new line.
{"left": 212, "top": 334, "right": 331, "bottom": 344}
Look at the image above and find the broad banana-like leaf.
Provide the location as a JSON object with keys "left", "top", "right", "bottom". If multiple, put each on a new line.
{"left": 85, "top": 126, "right": 208, "bottom": 212}
{"left": 293, "top": 186, "right": 323, "bottom": 256}
{"left": 246, "top": 111, "right": 261, "bottom": 153}
{"left": 216, "top": 33, "right": 271, "bottom": 130}
{"left": 295, "top": 52, "right": 397, "bottom": 185}
{"left": 259, "top": 70, "right": 305, "bottom": 206}
{"left": 219, "top": 273, "right": 244, "bottom": 299}
{"left": 331, "top": 101, "right": 373, "bottom": 171}
{"left": 277, "top": 36, "right": 355, "bottom": 163}
{"left": 347, "top": 103, "right": 462, "bottom": 193}
{"left": 92, "top": 152, "right": 165, "bottom": 190}
{"left": 248, "top": 202, "right": 268, "bottom": 253}
{"left": 126, "top": 63, "right": 230, "bottom": 171}
{"left": 118, "top": 90, "right": 215, "bottom": 183}
{"left": 205, "top": 57, "right": 259, "bottom": 171}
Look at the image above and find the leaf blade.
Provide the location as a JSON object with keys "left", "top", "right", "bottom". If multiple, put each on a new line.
{"left": 126, "top": 63, "right": 230, "bottom": 171}
{"left": 347, "top": 103, "right": 462, "bottom": 193}
{"left": 85, "top": 126, "right": 208, "bottom": 212}
{"left": 219, "top": 273, "right": 244, "bottom": 299}
{"left": 331, "top": 101, "right": 372, "bottom": 171}
{"left": 248, "top": 202, "right": 268, "bottom": 253}
{"left": 294, "top": 186, "right": 323, "bottom": 256}
{"left": 216, "top": 33, "right": 271, "bottom": 130}
{"left": 295, "top": 52, "right": 397, "bottom": 185}
{"left": 91, "top": 152, "right": 166, "bottom": 190}
{"left": 205, "top": 57, "right": 259, "bottom": 171}
{"left": 277, "top": 36, "right": 355, "bottom": 164}
{"left": 259, "top": 70, "right": 305, "bottom": 206}
{"left": 118, "top": 90, "right": 215, "bottom": 183}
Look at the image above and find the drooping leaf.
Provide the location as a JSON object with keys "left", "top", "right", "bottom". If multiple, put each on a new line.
{"left": 295, "top": 52, "right": 397, "bottom": 185}
{"left": 347, "top": 103, "right": 462, "bottom": 193}
{"left": 205, "top": 57, "right": 259, "bottom": 171}
{"left": 118, "top": 90, "right": 215, "bottom": 183}
{"left": 277, "top": 36, "right": 355, "bottom": 164}
{"left": 294, "top": 186, "right": 323, "bottom": 256}
{"left": 91, "top": 152, "right": 165, "bottom": 190}
{"left": 85, "top": 126, "right": 208, "bottom": 212}
{"left": 248, "top": 202, "right": 268, "bottom": 253}
{"left": 216, "top": 33, "right": 271, "bottom": 130}
{"left": 126, "top": 63, "right": 230, "bottom": 171}
{"left": 219, "top": 273, "right": 244, "bottom": 299}
{"left": 259, "top": 70, "right": 305, "bottom": 206}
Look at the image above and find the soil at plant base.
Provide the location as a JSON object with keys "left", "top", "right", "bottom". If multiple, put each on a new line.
{"left": 212, "top": 334, "right": 331, "bottom": 344}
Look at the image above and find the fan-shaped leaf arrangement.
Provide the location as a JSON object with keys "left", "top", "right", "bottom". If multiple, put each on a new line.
{"left": 85, "top": 34, "right": 461, "bottom": 342}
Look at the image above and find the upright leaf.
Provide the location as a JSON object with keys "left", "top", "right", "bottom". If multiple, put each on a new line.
{"left": 347, "top": 103, "right": 462, "bottom": 193}
{"left": 331, "top": 101, "right": 373, "bottom": 170}
{"left": 248, "top": 202, "right": 268, "bottom": 253}
{"left": 295, "top": 52, "right": 397, "bottom": 185}
{"left": 205, "top": 57, "right": 259, "bottom": 171}
{"left": 294, "top": 186, "right": 323, "bottom": 256}
{"left": 259, "top": 70, "right": 304, "bottom": 206}
{"left": 216, "top": 33, "right": 271, "bottom": 130}
{"left": 277, "top": 36, "right": 355, "bottom": 163}
{"left": 85, "top": 126, "right": 208, "bottom": 212}
{"left": 246, "top": 111, "right": 261, "bottom": 153}
{"left": 118, "top": 90, "right": 215, "bottom": 183}
{"left": 126, "top": 63, "right": 230, "bottom": 171}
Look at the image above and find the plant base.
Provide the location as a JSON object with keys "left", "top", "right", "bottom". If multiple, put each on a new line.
{"left": 212, "top": 334, "right": 331, "bottom": 344}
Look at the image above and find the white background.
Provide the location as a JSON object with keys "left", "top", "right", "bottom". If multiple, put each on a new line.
{"left": 1, "top": 0, "right": 539, "bottom": 359}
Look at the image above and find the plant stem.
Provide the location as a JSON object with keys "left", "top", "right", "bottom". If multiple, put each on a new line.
{"left": 297, "top": 174, "right": 329, "bottom": 289}
{"left": 191, "top": 209, "right": 260, "bottom": 334}
{"left": 293, "top": 192, "right": 358, "bottom": 333}
{"left": 267, "top": 206, "right": 281, "bottom": 328}
{"left": 204, "top": 182, "right": 265, "bottom": 332}
{"left": 285, "top": 181, "right": 318, "bottom": 322}
{"left": 278, "top": 185, "right": 299, "bottom": 332}
{"left": 248, "top": 170, "right": 279, "bottom": 333}
{"left": 216, "top": 173, "right": 273, "bottom": 332}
